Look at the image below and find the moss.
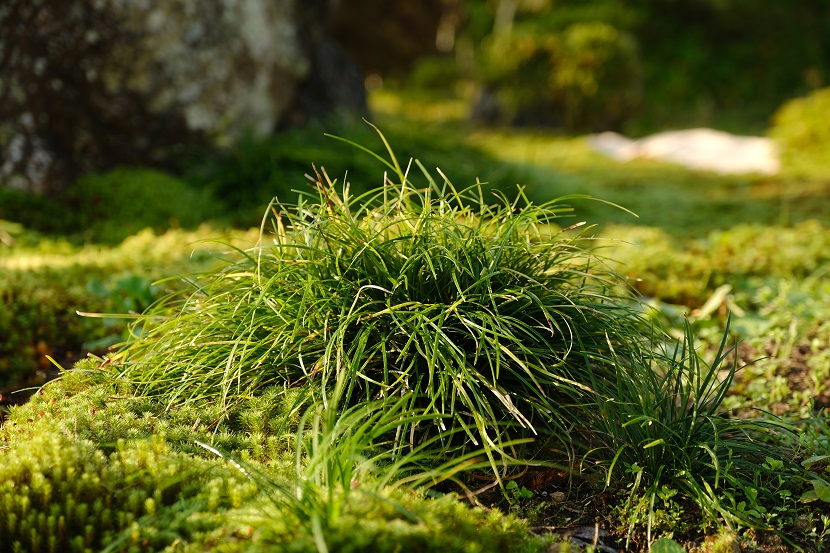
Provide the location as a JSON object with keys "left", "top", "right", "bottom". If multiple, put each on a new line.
{"left": 0, "top": 225, "right": 257, "bottom": 391}
{"left": 0, "top": 428, "right": 257, "bottom": 552}
{"left": 604, "top": 220, "right": 830, "bottom": 306}
{"left": 1, "top": 362, "right": 554, "bottom": 553}
{"left": 65, "top": 168, "right": 223, "bottom": 244}
{"left": 769, "top": 87, "right": 830, "bottom": 181}
{"left": 2, "top": 360, "right": 304, "bottom": 466}
{"left": 252, "top": 487, "right": 549, "bottom": 553}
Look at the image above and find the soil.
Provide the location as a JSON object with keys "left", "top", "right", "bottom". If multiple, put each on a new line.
{"left": 731, "top": 340, "right": 830, "bottom": 415}
{"left": 780, "top": 343, "right": 830, "bottom": 410}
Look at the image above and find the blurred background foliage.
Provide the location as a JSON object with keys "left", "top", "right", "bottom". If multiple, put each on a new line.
{"left": 331, "top": 0, "right": 830, "bottom": 134}
{"left": 2, "top": 0, "right": 829, "bottom": 210}
{"left": 2, "top": 0, "right": 830, "bottom": 400}
{"left": 2, "top": 0, "right": 828, "bottom": 231}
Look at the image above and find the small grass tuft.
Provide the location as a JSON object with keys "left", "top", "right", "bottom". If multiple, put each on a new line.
{"left": 586, "top": 318, "right": 809, "bottom": 548}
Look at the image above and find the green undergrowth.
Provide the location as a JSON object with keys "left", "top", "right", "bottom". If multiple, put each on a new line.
{"left": 65, "top": 168, "right": 223, "bottom": 244}
{"left": 1, "top": 360, "right": 304, "bottom": 462}
{"left": 1, "top": 431, "right": 254, "bottom": 553}
{"left": 587, "top": 322, "right": 807, "bottom": 547}
{"left": 0, "top": 168, "right": 222, "bottom": 244}
{"left": 3, "top": 126, "right": 830, "bottom": 552}
{"left": 594, "top": 221, "right": 830, "bottom": 549}
{"left": 603, "top": 221, "right": 830, "bottom": 421}
{"left": 0, "top": 369, "right": 260, "bottom": 553}
{"left": 0, "top": 119, "right": 534, "bottom": 250}
{"left": 603, "top": 220, "right": 830, "bottom": 306}
{"left": 0, "top": 225, "right": 258, "bottom": 391}
{"left": 250, "top": 484, "right": 545, "bottom": 553}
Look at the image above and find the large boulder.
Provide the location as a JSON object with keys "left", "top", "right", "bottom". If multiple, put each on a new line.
{"left": 0, "top": 0, "right": 361, "bottom": 193}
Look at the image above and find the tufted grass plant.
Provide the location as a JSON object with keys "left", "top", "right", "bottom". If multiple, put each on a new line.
{"left": 116, "top": 126, "right": 649, "bottom": 464}
{"left": 583, "top": 318, "right": 808, "bottom": 547}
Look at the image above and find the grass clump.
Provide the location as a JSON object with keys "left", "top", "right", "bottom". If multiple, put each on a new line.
{"left": 117, "top": 127, "right": 649, "bottom": 463}
{"left": 585, "top": 319, "right": 806, "bottom": 547}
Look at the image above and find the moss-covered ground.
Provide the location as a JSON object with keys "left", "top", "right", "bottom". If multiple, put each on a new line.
{"left": 2, "top": 92, "right": 829, "bottom": 552}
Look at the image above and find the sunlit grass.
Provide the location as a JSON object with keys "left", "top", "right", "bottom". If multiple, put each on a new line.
{"left": 116, "top": 127, "right": 651, "bottom": 469}
{"left": 583, "top": 318, "right": 807, "bottom": 545}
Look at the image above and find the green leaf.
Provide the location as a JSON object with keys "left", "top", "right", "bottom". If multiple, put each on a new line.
{"left": 651, "top": 537, "right": 686, "bottom": 553}
{"left": 802, "top": 455, "right": 830, "bottom": 470}
{"left": 813, "top": 479, "right": 830, "bottom": 503}
{"left": 801, "top": 489, "right": 818, "bottom": 503}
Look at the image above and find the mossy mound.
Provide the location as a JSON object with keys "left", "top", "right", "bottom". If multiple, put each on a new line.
{"left": 0, "top": 362, "right": 553, "bottom": 553}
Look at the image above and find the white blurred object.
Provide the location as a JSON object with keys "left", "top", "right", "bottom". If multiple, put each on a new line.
{"left": 587, "top": 128, "right": 780, "bottom": 175}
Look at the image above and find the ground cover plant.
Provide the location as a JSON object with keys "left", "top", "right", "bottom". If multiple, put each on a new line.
{"left": 0, "top": 168, "right": 222, "bottom": 243}
{"left": 2, "top": 121, "right": 830, "bottom": 551}
{"left": 769, "top": 87, "right": 830, "bottom": 181}
{"left": 1, "top": 361, "right": 554, "bottom": 553}
{"left": 0, "top": 223, "right": 257, "bottom": 403}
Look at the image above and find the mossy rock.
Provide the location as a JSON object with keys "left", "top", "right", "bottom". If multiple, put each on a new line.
{"left": 769, "top": 87, "right": 830, "bottom": 181}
